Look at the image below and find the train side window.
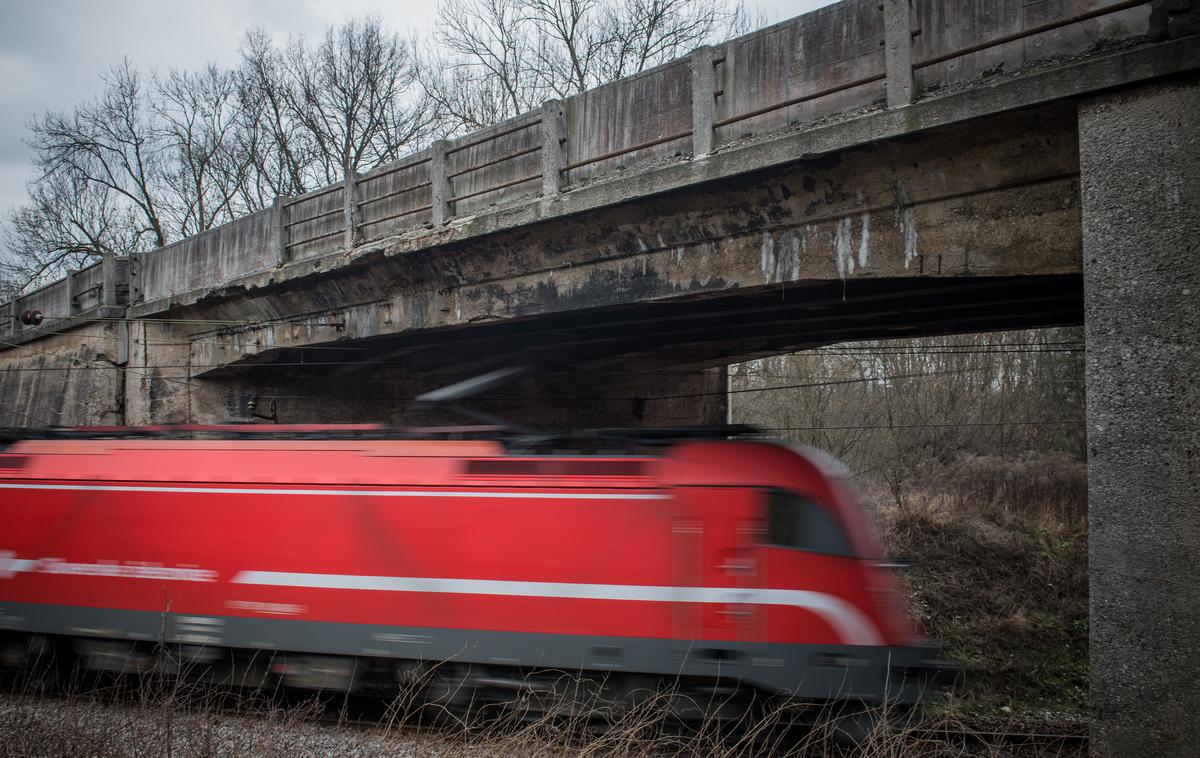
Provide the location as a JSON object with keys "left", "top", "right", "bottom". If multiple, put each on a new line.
{"left": 764, "top": 489, "right": 853, "bottom": 557}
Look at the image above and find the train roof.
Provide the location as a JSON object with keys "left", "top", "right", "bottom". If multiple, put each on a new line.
{"left": 0, "top": 424, "right": 849, "bottom": 494}
{"left": 0, "top": 422, "right": 761, "bottom": 445}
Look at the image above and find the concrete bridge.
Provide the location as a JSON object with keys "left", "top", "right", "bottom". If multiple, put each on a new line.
{"left": 2, "top": 0, "right": 1198, "bottom": 753}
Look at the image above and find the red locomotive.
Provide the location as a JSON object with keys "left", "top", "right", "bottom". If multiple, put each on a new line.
{"left": 0, "top": 425, "right": 949, "bottom": 711}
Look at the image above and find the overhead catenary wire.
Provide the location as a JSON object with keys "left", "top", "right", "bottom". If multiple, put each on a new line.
{"left": 1, "top": 320, "right": 1087, "bottom": 360}
{"left": 0, "top": 360, "right": 1085, "bottom": 403}
{"left": 8, "top": 314, "right": 301, "bottom": 327}
{"left": 646, "top": 366, "right": 1022, "bottom": 402}
{"left": 7, "top": 313, "right": 1086, "bottom": 353}
{"left": 13, "top": 312, "right": 1090, "bottom": 341}
{"left": 0, "top": 338, "right": 1084, "bottom": 404}
{"left": 629, "top": 417, "right": 1081, "bottom": 430}
{"left": 1, "top": 321, "right": 1090, "bottom": 353}
{"left": 0, "top": 338, "right": 195, "bottom": 392}
{"left": 753, "top": 420, "right": 1079, "bottom": 432}
{"left": 2, "top": 314, "right": 1086, "bottom": 431}
{"left": 0, "top": 362, "right": 1087, "bottom": 377}
{"left": 0, "top": 318, "right": 1086, "bottom": 375}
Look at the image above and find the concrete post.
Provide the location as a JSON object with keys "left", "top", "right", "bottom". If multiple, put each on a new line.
{"left": 691, "top": 45, "right": 717, "bottom": 157}
{"left": 342, "top": 172, "right": 360, "bottom": 250}
{"left": 273, "top": 196, "right": 290, "bottom": 266}
{"left": 883, "top": 0, "right": 914, "bottom": 107}
{"left": 101, "top": 253, "right": 118, "bottom": 308}
{"left": 430, "top": 140, "right": 451, "bottom": 225}
{"left": 1079, "top": 75, "right": 1200, "bottom": 757}
{"left": 65, "top": 269, "right": 79, "bottom": 315}
{"left": 116, "top": 319, "right": 130, "bottom": 366}
{"left": 541, "top": 99, "right": 567, "bottom": 196}
{"left": 127, "top": 254, "right": 142, "bottom": 305}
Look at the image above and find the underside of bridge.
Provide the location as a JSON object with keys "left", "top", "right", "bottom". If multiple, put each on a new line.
{"left": 0, "top": 98, "right": 1086, "bottom": 429}
{"left": 209, "top": 275, "right": 1082, "bottom": 377}
{"left": 103, "top": 100, "right": 1084, "bottom": 429}
{"left": 181, "top": 273, "right": 1082, "bottom": 428}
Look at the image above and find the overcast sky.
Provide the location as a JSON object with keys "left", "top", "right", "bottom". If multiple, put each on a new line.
{"left": 0, "top": 0, "right": 834, "bottom": 222}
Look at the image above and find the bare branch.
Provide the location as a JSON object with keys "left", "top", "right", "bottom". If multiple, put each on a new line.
{"left": 423, "top": 0, "right": 756, "bottom": 134}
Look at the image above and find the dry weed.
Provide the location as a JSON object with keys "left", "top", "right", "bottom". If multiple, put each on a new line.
{"left": 871, "top": 454, "right": 1088, "bottom": 720}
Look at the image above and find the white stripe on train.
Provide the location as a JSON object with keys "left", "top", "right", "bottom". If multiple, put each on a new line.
{"left": 1, "top": 484, "right": 883, "bottom": 644}
{"left": 0, "top": 489, "right": 672, "bottom": 501}
{"left": 0, "top": 483, "right": 667, "bottom": 500}
{"left": 231, "top": 571, "right": 884, "bottom": 646}
{"left": 0, "top": 554, "right": 882, "bottom": 645}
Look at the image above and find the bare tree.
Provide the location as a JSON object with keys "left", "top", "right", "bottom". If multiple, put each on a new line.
{"left": 239, "top": 18, "right": 436, "bottom": 187}
{"left": 156, "top": 65, "right": 250, "bottom": 234}
{"left": 1, "top": 173, "right": 145, "bottom": 291}
{"left": 4, "top": 6, "right": 755, "bottom": 292}
{"left": 730, "top": 329, "right": 1087, "bottom": 499}
{"left": 17, "top": 59, "right": 259, "bottom": 284}
{"left": 3, "top": 16, "right": 437, "bottom": 292}
{"left": 424, "top": 0, "right": 759, "bottom": 133}
{"left": 28, "top": 61, "right": 170, "bottom": 249}
{"left": 0, "top": 270, "right": 16, "bottom": 303}
{"left": 526, "top": 0, "right": 609, "bottom": 96}
{"left": 422, "top": 0, "right": 548, "bottom": 130}
{"left": 235, "top": 28, "right": 316, "bottom": 199}
{"left": 591, "top": 0, "right": 749, "bottom": 85}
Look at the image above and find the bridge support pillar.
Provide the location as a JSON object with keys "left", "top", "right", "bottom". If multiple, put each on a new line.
{"left": 1078, "top": 74, "right": 1200, "bottom": 757}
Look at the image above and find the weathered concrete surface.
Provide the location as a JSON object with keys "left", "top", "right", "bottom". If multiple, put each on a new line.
{"left": 119, "top": 320, "right": 728, "bottom": 429}
{"left": 0, "top": 323, "right": 126, "bottom": 427}
{"left": 90, "top": 100, "right": 1087, "bottom": 430}
{"left": 178, "top": 104, "right": 1082, "bottom": 376}
{"left": 5, "top": 21, "right": 1197, "bottom": 434}
{"left": 124, "top": 37, "right": 1200, "bottom": 323}
{"left": 1, "top": 256, "right": 128, "bottom": 349}
{"left": 1, "top": 0, "right": 1161, "bottom": 320}
{"left": 1080, "top": 74, "right": 1200, "bottom": 756}
{"left": 137, "top": 208, "right": 277, "bottom": 303}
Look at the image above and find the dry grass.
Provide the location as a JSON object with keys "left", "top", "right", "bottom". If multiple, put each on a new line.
{"left": 0, "top": 681, "right": 1085, "bottom": 758}
{"left": 892, "top": 454, "right": 1087, "bottom": 526}
{"left": 0, "top": 648, "right": 1087, "bottom": 757}
{"left": 868, "top": 454, "right": 1089, "bottom": 721}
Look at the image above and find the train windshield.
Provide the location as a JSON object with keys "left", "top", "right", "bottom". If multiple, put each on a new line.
{"left": 764, "top": 489, "right": 855, "bottom": 557}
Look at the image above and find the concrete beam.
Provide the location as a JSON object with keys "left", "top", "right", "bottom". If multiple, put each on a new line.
{"left": 272, "top": 197, "right": 290, "bottom": 266}
{"left": 343, "top": 172, "right": 360, "bottom": 250}
{"left": 179, "top": 103, "right": 1082, "bottom": 372}
{"left": 883, "top": 0, "right": 914, "bottom": 107}
{"left": 430, "top": 140, "right": 451, "bottom": 226}
{"left": 541, "top": 100, "right": 566, "bottom": 197}
{"left": 691, "top": 46, "right": 716, "bottom": 157}
{"left": 1080, "top": 74, "right": 1200, "bottom": 757}
{"left": 125, "top": 37, "right": 1200, "bottom": 319}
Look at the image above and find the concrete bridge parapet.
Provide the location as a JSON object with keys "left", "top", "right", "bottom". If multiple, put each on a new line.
{"left": 2, "top": 0, "right": 1181, "bottom": 337}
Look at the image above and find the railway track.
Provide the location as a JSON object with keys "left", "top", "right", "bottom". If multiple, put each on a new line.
{"left": 5, "top": 669, "right": 1089, "bottom": 757}
{"left": 902, "top": 725, "right": 1087, "bottom": 756}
